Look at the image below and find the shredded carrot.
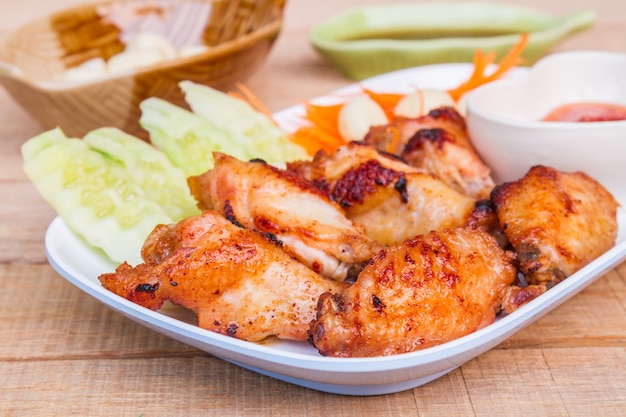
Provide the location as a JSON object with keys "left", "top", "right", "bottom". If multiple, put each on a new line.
{"left": 361, "top": 86, "right": 406, "bottom": 119}
{"left": 229, "top": 83, "right": 279, "bottom": 125}
{"left": 302, "top": 102, "right": 344, "bottom": 140}
{"left": 226, "top": 84, "right": 345, "bottom": 155}
{"left": 290, "top": 101, "right": 348, "bottom": 155}
{"left": 447, "top": 33, "right": 529, "bottom": 102}
{"left": 224, "top": 35, "right": 528, "bottom": 157}
{"left": 227, "top": 90, "right": 248, "bottom": 104}
{"left": 289, "top": 125, "right": 345, "bottom": 154}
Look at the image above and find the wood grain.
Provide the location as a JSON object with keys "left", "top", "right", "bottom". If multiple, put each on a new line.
{"left": 2, "top": 0, "right": 626, "bottom": 415}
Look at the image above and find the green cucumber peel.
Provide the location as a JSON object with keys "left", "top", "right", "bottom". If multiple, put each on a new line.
{"left": 83, "top": 127, "right": 200, "bottom": 221}
{"left": 180, "top": 81, "right": 308, "bottom": 164}
{"left": 22, "top": 128, "right": 172, "bottom": 265}
{"left": 139, "top": 97, "right": 251, "bottom": 176}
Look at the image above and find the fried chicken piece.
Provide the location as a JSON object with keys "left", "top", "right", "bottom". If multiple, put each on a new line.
{"left": 492, "top": 165, "right": 619, "bottom": 289}
{"left": 290, "top": 142, "right": 478, "bottom": 245}
{"left": 464, "top": 198, "right": 510, "bottom": 248}
{"left": 363, "top": 107, "right": 494, "bottom": 199}
{"left": 140, "top": 213, "right": 219, "bottom": 266}
{"left": 343, "top": 169, "right": 479, "bottom": 245}
{"left": 399, "top": 127, "right": 494, "bottom": 199}
{"left": 188, "top": 153, "right": 380, "bottom": 281}
{"left": 287, "top": 140, "right": 422, "bottom": 183}
{"left": 99, "top": 210, "right": 348, "bottom": 342}
{"left": 364, "top": 106, "right": 468, "bottom": 152}
{"left": 309, "top": 227, "right": 517, "bottom": 357}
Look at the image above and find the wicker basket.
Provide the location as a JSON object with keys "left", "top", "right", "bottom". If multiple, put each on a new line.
{"left": 0, "top": 0, "right": 285, "bottom": 138}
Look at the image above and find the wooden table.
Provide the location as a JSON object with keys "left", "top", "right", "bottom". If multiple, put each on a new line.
{"left": 2, "top": 0, "right": 626, "bottom": 415}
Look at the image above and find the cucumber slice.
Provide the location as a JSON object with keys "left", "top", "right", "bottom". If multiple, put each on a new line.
{"left": 180, "top": 81, "right": 308, "bottom": 163}
{"left": 22, "top": 128, "right": 172, "bottom": 265}
{"left": 139, "top": 97, "right": 250, "bottom": 176}
{"left": 83, "top": 127, "right": 200, "bottom": 222}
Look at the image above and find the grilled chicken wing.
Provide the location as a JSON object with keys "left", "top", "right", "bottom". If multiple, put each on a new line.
{"left": 188, "top": 152, "right": 380, "bottom": 281}
{"left": 290, "top": 142, "right": 478, "bottom": 245}
{"left": 399, "top": 127, "right": 494, "bottom": 199}
{"left": 309, "top": 227, "right": 517, "bottom": 357}
{"left": 99, "top": 210, "right": 348, "bottom": 342}
{"left": 493, "top": 165, "right": 619, "bottom": 285}
{"left": 363, "top": 107, "right": 494, "bottom": 198}
{"left": 492, "top": 165, "right": 619, "bottom": 312}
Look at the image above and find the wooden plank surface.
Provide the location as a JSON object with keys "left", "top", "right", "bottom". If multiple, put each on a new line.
{"left": 2, "top": 0, "right": 626, "bottom": 415}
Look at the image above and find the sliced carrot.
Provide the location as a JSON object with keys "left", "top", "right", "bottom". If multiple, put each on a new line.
{"left": 227, "top": 90, "right": 250, "bottom": 105}
{"left": 223, "top": 34, "right": 529, "bottom": 157}
{"left": 463, "top": 50, "right": 497, "bottom": 88}
{"left": 484, "top": 33, "right": 530, "bottom": 81}
{"left": 226, "top": 83, "right": 347, "bottom": 155}
{"left": 228, "top": 83, "right": 279, "bottom": 125}
{"left": 447, "top": 33, "right": 529, "bottom": 101}
{"left": 301, "top": 102, "right": 344, "bottom": 139}
{"left": 361, "top": 86, "right": 406, "bottom": 119}
{"left": 289, "top": 125, "right": 346, "bottom": 155}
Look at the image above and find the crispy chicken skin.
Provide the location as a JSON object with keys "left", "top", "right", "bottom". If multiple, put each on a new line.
{"left": 500, "top": 284, "right": 550, "bottom": 314}
{"left": 343, "top": 169, "right": 478, "bottom": 245}
{"left": 400, "top": 127, "right": 494, "bottom": 199}
{"left": 99, "top": 210, "right": 348, "bottom": 342}
{"left": 309, "top": 227, "right": 517, "bottom": 357}
{"left": 288, "top": 141, "right": 422, "bottom": 183}
{"left": 492, "top": 165, "right": 619, "bottom": 303}
{"left": 289, "top": 142, "right": 477, "bottom": 245}
{"left": 490, "top": 165, "right": 619, "bottom": 313}
{"left": 140, "top": 213, "right": 219, "bottom": 266}
{"left": 363, "top": 107, "right": 494, "bottom": 199}
{"left": 364, "top": 106, "right": 468, "bottom": 153}
{"left": 188, "top": 152, "right": 381, "bottom": 281}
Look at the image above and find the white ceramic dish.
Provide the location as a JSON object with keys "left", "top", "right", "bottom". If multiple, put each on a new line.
{"left": 45, "top": 63, "right": 626, "bottom": 396}
{"left": 466, "top": 50, "right": 626, "bottom": 205}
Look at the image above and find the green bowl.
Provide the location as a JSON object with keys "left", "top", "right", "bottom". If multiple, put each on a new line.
{"left": 310, "top": 2, "right": 596, "bottom": 80}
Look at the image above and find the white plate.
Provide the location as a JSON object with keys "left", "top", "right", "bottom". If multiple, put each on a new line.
{"left": 45, "top": 63, "right": 626, "bottom": 396}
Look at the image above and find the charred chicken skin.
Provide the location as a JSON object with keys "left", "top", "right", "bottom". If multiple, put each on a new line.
{"left": 363, "top": 106, "right": 495, "bottom": 199}
{"left": 399, "top": 127, "right": 494, "bottom": 199}
{"left": 364, "top": 106, "right": 468, "bottom": 153}
{"left": 188, "top": 152, "right": 381, "bottom": 281}
{"left": 96, "top": 97, "right": 619, "bottom": 356}
{"left": 99, "top": 210, "right": 348, "bottom": 342}
{"left": 309, "top": 227, "right": 517, "bottom": 357}
{"left": 288, "top": 142, "right": 478, "bottom": 245}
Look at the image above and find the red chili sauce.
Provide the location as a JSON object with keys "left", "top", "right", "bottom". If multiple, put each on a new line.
{"left": 543, "top": 102, "right": 626, "bottom": 122}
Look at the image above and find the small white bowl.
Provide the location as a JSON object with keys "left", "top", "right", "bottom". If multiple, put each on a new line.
{"left": 466, "top": 50, "right": 626, "bottom": 205}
